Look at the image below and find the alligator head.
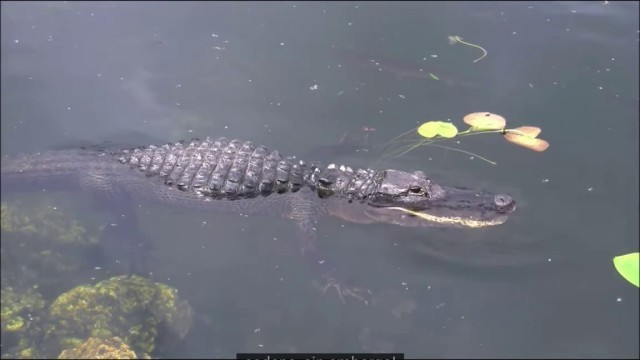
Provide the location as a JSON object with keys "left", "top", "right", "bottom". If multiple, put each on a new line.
{"left": 364, "top": 169, "right": 516, "bottom": 228}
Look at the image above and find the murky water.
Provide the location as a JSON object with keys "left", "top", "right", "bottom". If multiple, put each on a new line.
{"left": 1, "top": 1, "right": 638, "bottom": 358}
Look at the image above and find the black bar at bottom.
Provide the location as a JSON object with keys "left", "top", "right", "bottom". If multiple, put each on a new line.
{"left": 237, "top": 354, "right": 404, "bottom": 360}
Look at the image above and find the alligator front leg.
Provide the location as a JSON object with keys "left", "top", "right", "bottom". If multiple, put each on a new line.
{"left": 80, "top": 173, "right": 152, "bottom": 276}
{"left": 294, "top": 218, "right": 372, "bottom": 305}
{"left": 289, "top": 195, "right": 372, "bottom": 305}
{"left": 99, "top": 199, "right": 153, "bottom": 277}
{"left": 320, "top": 272, "right": 373, "bottom": 305}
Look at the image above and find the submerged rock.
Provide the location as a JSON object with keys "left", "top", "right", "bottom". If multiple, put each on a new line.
{"left": 57, "top": 336, "right": 147, "bottom": 359}
{"left": 44, "top": 275, "right": 193, "bottom": 357}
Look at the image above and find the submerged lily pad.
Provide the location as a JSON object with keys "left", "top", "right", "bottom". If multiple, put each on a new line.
{"left": 463, "top": 112, "right": 506, "bottom": 130}
{"left": 613, "top": 252, "right": 639, "bottom": 287}
{"left": 417, "top": 121, "right": 458, "bottom": 139}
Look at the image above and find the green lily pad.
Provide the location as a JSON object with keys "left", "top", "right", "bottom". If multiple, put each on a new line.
{"left": 613, "top": 252, "right": 639, "bottom": 287}
{"left": 417, "top": 121, "right": 458, "bottom": 139}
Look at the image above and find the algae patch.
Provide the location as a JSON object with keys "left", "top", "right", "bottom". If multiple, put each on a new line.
{"left": 44, "top": 275, "right": 193, "bottom": 356}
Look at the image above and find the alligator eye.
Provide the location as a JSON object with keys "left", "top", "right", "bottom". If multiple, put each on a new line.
{"left": 409, "top": 186, "right": 423, "bottom": 194}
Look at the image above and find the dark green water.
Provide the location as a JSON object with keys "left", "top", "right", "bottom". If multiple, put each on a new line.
{"left": 2, "top": 1, "right": 638, "bottom": 358}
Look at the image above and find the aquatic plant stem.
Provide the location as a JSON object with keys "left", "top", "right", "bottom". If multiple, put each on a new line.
{"left": 451, "top": 36, "right": 488, "bottom": 63}
{"left": 426, "top": 144, "right": 497, "bottom": 165}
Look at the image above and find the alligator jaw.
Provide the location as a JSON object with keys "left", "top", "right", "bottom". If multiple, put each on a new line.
{"left": 363, "top": 185, "right": 517, "bottom": 229}
{"left": 364, "top": 206, "right": 511, "bottom": 228}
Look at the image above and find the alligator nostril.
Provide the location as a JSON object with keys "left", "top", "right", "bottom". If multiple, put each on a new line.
{"left": 494, "top": 194, "right": 514, "bottom": 208}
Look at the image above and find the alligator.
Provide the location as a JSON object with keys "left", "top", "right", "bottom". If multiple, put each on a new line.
{"left": 0, "top": 136, "right": 516, "bottom": 304}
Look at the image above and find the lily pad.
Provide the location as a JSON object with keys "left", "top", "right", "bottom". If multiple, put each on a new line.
{"left": 512, "top": 126, "right": 541, "bottom": 138}
{"left": 503, "top": 132, "right": 549, "bottom": 152}
{"left": 613, "top": 252, "right": 639, "bottom": 287}
{"left": 417, "top": 121, "right": 458, "bottom": 139}
{"left": 463, "top": 112, "right": 506, "bottom": 131}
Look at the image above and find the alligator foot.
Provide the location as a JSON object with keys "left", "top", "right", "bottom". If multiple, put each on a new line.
{"left": 321, "top": 275, "right": 372, "bottom": 305}
{"left": 293, "top": 213, "right": 372, "bottom": 305}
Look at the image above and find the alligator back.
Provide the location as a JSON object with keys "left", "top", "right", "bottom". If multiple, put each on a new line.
{"left": 112, "top": 137, "right": 386, "bottom": 201}
{"left": 1, "top": 137, "right": 382, "bottom": 218}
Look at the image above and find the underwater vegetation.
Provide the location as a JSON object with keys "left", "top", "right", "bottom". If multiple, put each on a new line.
{"left": 1, "top": 200, "right": 193, "bottom": 359}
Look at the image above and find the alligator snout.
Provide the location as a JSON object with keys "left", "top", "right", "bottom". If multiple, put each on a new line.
{"left": 493, "top": 194, "right": 516, "bottom": 213}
